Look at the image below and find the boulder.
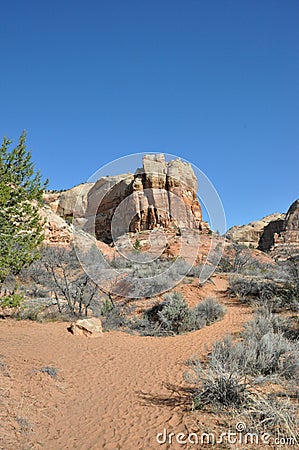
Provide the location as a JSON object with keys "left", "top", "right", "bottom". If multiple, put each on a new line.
{"left": 69, "top": 317, "right": 103, "bottom": 337}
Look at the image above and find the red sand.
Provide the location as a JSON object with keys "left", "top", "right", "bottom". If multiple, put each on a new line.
{"left": 0, "top": 278, "right": 252, "bottom": 450}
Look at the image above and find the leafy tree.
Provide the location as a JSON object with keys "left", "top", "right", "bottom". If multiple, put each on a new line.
{"left": 0, "top": 132, "right": 47, "bottom": 285}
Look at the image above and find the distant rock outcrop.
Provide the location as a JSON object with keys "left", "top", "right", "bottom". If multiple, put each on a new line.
{"left": 226, "top": 213, "right": 285, "bottom": 248}
{"left": 268, "top": 199, "right": 299, "bottom": 257}
{"left": 227, "top": 199, "right": 299, "bottom": 257}
{"left": 258, "top": 217, "right": 285, "bottom": 251}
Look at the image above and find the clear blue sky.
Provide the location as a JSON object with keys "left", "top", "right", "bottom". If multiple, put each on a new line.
{"left": 1, "top": 0, "right": 298, "bottom": 229}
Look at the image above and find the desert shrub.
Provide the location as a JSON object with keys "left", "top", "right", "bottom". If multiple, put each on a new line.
{"left": 101, "top": 306, "right": 130, "bottom": 331}
{"left": 144, "top": 301, "right": 165, "bottom": 323}
{"left": 155, "top": 292, "right": 197, "bottom": 335}
{"left": 229, "top": 275, "right": 280, "bottom": 304}
{"left": 225, "top": 255, "right": 299, "bottom": 312}
{"left": 186, "top": 338, "right": 299, "bottom": 441}
{"left": 193, "top": 297, "right": 226, "bottom": 325}
{"left": 236, "top": 315, "right": 299, "bottom": 380}
{"left": 28, "top": 246, "right": 101, "bottom": 317}
{"left": 188, "top": 264, "right": 204, "bottom": 278}
{"left": 280, "top": 316, "right": 299, "bottom": 341}
{"left": 100, "top": 298, "right": 114, "bottom": 316}
{"left": 185, "top": 357, "right": 249, "bottom": 409}
{"left": 217, "top": 255, "right": 234, "bottom": 273}
{"left": 185, "top": 316, "right": 299, "bottom": 440}
{"left": 217, "top": 244, "right": 254, "bottom": 274}
{"left": 209, "top": 335, "right": 254, "bottom": 375}
{"left": 187, "top": 314, "right": 299, "bottom": 410}
{"left": 111, "top": 255, "right": 199, "bottom": 282}
{"left": 242, "top": 313, "right": 282, "bottom": 340}
{"left": 17, "top": 304, "right": 41, "bottom": 321}
{"left": 15, "top": 300, "right": 74, "bottom": 322}
{"left": 129, "top": 315, "right": 158, "bottom": 336}
{"left": 140, "top": 292, "right": 200, "bottom": 335}
{"left": 170, "top": 258, "right": 193, "bottom": 277}
{"left": 0, "top": 291, "right": 24, "bottom": 308}
{"left": 134, "top": 294, "right": 225, "bottom": 336}
{"left": 27, "top": 286, "right": 49, "bottom": 298}
{"left": 244, "top": 394, "right": 298, "bottom": 439}
{"left": 276, "top": 283, "right": 299, "bottom": 312}
{"left": 229, "top": 276, "right": 259, "bottom": 299}
{"left": 250, "top": 331, "right": 299, "bottom": 379}
{"left": 213, "top": 315, "right": 299, "bottom": 380}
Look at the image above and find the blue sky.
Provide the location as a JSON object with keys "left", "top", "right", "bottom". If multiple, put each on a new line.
{"left": 1, "top": 0, "right": 298, "bottom": 229}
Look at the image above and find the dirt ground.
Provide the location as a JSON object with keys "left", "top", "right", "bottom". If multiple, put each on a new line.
{"left": 0, "top": 277, "right": 268, "bottom": 449}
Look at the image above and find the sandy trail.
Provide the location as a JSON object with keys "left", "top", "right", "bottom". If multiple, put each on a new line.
{"left": 0, "top": 279, "right": 251, "bottom": 450}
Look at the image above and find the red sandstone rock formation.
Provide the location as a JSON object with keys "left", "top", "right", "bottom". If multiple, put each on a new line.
{"left": 82, "top": 154, "right": 202, "bottom": 242}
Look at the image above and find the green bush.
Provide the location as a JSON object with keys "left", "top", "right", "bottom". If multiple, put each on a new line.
{"left": 100, "top": 298, "right": 114, "bottom": 316}
{"left": 133, "top": 239, "right": 141, "bottom": 250}
{"left": 0, "top": 291, "right": 24, "bottom": 308}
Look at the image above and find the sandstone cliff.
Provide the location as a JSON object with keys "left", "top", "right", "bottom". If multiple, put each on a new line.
{"left": 81, "top": 154, "right": 203, "bottom": 242}
{"left": 42, "top": 154, "right": 204, "bottom": 244}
